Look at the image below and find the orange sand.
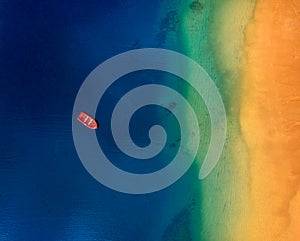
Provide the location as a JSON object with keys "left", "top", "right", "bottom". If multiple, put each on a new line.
{"left": 241, "top": 0, "right": 300, "bottom": 240}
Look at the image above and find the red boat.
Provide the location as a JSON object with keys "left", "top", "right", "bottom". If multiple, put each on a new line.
{"left": 77, "top": 112, "right": 98, "bottom": 129}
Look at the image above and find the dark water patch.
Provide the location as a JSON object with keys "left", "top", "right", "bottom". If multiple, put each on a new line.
{"left": 162, "top": 197, "right": 197, "bottom": 241}
{"left": 155, "top": 10, "right": 180, "bottom": 47}
{"left": 189, "top": 1, "right": 204, "bottom": 12}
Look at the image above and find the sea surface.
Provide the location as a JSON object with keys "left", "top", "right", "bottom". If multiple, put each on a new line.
{"left": 0, "top": 1, "right": 202, "bottom": 241}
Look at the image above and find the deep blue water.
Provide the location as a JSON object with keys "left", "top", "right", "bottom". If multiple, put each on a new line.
{"left": 0, "top": 1, "right": 201, "bottom": 240}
